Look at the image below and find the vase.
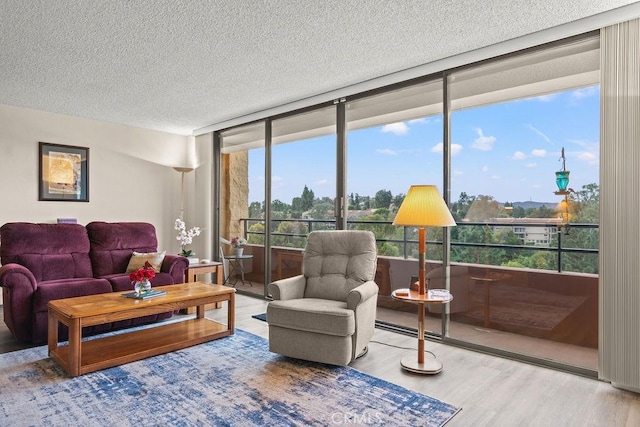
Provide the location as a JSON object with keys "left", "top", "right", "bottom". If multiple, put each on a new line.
{"left": 134, "top": 278, "right": 152, "bottom": 295}
{"left": 235, "top": 247, "right": 244, "bottom": 257}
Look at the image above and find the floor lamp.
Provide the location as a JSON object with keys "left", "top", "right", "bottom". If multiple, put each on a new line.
{"left": 173, "top": 167, "right": 194, "bottom": 219}
{"left": 393, "top": 185, "right": 456, "bottom": 373}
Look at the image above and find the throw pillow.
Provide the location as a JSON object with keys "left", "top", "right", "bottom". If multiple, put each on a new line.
{"left": 126, "top": 251, "right": 166, "bottom": 273}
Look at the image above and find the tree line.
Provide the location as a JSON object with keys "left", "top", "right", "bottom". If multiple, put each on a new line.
{"left": 246, "top": 183, "right": 600, "bottom": 274}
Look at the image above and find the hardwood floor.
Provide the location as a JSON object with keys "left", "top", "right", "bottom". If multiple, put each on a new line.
{"left": 2, "top": 295, "right": 639, "bottom": 426}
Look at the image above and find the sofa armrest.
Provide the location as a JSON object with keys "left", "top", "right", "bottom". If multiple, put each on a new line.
{"left": 347, "top": 280, "right": 379, "bottom": 310}
{"left": 0, "top": 263, "right": 38, "bottom": 342}
{"left": 161, "top": 254, "right": 189, "bottom": 284}
{"left": 268, "top": 275, "right": 307, "bottom": 300}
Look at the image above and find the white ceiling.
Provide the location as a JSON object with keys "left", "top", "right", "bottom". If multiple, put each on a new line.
{"left": 1, "top": 1, "right": 638, "bottom": 135}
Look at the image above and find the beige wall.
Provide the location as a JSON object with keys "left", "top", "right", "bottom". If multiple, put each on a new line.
{"left": 0, "top": 104, "right": 196, "bottom": 253}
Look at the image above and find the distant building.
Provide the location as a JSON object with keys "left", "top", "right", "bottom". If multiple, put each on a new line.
{"left": 491, "top": 217, "right": 562, "bottom": 246}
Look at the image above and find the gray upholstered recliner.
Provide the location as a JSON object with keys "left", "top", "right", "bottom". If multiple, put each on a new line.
{"left": 267, "top": 230, "right": 379, "bottom": 366}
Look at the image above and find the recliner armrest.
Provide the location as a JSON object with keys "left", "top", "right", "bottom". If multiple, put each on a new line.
{"left": 347, "top": 280, "right": 379, "bottom": 310}
{"left": 268, "top": 275, "right": 306, "bottom": 300}
{"left": 0, "top": 263, "right": 38, "bottom": 342}
{"left": 0, "top": 263, "right": 38, "bottom": 292}
{"left": 161, "top": 254, "right": 189, "bottom": 283}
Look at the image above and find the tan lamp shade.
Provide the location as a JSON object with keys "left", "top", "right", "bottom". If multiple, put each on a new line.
{"left": 393, "top": 185, "right": 456, "bottom": 227}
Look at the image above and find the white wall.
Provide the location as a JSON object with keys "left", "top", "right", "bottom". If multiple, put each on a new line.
{"left": 0, "top": 104, "right": 194, "bottom": 252}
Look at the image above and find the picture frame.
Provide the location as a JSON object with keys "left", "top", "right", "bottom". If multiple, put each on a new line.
{"left": 39, "top": 142, "right": 89, "bottom": 202}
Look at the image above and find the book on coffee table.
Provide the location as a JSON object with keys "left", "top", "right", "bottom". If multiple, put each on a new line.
{"left": 122, "top": 290, "right": 167, "bottom": 300}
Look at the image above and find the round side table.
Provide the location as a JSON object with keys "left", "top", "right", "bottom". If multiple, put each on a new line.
{"left": 391, "top": 288, "right": 453, "bottom": 374}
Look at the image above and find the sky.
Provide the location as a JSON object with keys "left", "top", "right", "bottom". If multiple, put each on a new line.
{"left": 248, "top": 86, "right": 599, "bottom": 206}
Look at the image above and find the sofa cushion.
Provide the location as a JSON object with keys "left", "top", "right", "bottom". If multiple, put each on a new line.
{"left": 103, "top": 272, "right": 177, "bottom": 292}
{"left": 33, "top": 278, "right": 112, "bottom": 313}
{"left": 86, "top": 222, "right": 159, "bottom": 277}
{"left": 126, "top": 251, "right": 166, "bottom": 273}
{"left": 0, "top": 223, "right": 93, "bottom": 281}
{"left": 267, "top": 298, "right": 355, "bottom": 337}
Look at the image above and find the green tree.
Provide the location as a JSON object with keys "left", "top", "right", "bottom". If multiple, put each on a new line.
{"left": 301, "top": 185, "right": 315, "bottom": 211}
{"left": 310, "top": 198, "right": 333, "bottom": 219}
{"left": 527, "top": 205, "right": 556, "bottom": 218}
{"left": 271, "top": 199, "right": 290, "bottom": 213}
{"left": 374, "top": 189, "right": 393, "bottom": 209}
{"left": 450, "top": 192, "right": 475, "bottom": 221}
{"left": 272, "top": 221, "right": 308, "bottom": 248}
{"left": 247, "top": 223, "right": 265, "bottom": 245}
{"left": 392, "top": 193, "right": 405, "bottom": 210}
{"left": 248, "top": 201, "right": 262, "bottom": 218}
{"left": 291, "top": 197, "right": 303, "bottom": 214}
{"left": 378, "top": 242, "right": 400, "bottom": 257}
{"left": 512, "top": 206, "right": 526, "bottom": 218}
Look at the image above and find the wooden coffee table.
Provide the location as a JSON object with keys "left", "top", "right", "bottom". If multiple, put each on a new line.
{"left": 47, "top": 282, "right": 235, "bottom": 377}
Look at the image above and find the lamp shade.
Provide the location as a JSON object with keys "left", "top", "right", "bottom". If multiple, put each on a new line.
{"left": 393, "top": 185, "right": 456, "bottom": 227}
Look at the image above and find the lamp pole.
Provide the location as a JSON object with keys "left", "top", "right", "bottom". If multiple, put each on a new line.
{"left": 173, "top": 167, "right": 194, "bottom": 219}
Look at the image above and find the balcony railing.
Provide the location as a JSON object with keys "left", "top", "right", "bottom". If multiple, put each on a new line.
{"left": 241, "top": 218, "right": 598, "bottom": 274}
{"left": 235, "top": 217, "right": 599, "bottom": 370}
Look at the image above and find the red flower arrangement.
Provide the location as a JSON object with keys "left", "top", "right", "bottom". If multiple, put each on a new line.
{"left": 129, "top": 261, "right": 156, "bottom": 283}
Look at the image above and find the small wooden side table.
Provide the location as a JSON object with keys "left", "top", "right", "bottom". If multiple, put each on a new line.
{"left": 391, "top": 288, "right": 453, "bottom": 374}
{"left": 185, "top": 261, "right": 223, "bottom": 285}
{"left": 183, "top": 261, "right": 224, "bottom": 312}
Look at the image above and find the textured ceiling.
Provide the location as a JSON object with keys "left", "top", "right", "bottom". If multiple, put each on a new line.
{"left": 0, "top": 1, "right": 638, "bottom": 135}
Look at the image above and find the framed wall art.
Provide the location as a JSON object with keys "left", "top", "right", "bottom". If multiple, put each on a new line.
{"left": 39, "top": 142, "right": 89, "bottom": 202}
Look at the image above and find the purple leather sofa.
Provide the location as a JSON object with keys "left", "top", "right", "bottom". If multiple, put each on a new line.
{"left": 0, "top": 221, "right": 188, "bottom": 344}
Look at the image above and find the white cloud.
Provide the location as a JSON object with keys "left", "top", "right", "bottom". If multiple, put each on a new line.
{"left": 408, "top": 118, "right": 427, "bottom": 124}
{"left": 534, "top": 94, "right": 556, "bottom": 102}
{"left": 431, "top": 142, "right": 463, "bottom": 155}
{"left": 376, "top": 148, "right": 397, "bottom": 155}
{"left": 532, "top": 149, "right": 547, "bottom": 157}
{"left": 272, "top": 175, "right": 283, "bottom": 182}
{"left": 512, "top": 151, "right": 526, "bottom": 160}
{"left": 472, "top": 128, "right": 496, "bottom": 151}
{"left": 453, "top": 169, "right": 464, "bottom": 177}
{"left": 316, "top": 179, "right": 328, "bottom": 186}
{"left": 572, "top": 87, "right": 598, "bottom": 100}
{"left": 526, "top": 162, "right": 537, "bottom": 168}
{"left": 381, "top": 122, "right": 409, "bottom": 135}
{"left": 577, "top": 151, "right": 598, "bottom": 165}
{"left": 482, "top": 165, "right": 489, "bottom": 172}
{"left": 491, "top": 175, "right": 501, "bottom": 180}
{"left": 526, "top": 124, "right": 551, "bottom": 143}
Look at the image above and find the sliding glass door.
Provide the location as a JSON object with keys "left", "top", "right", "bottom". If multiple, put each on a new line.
{"left": 214, "top": 32, "right": 601, "bottom": 373}
{"left": 345, "top": 80, "right": 445, "bottom": 334}
{"left": 447, "top": 35, "right": 600, "bottom": 370}
{"left": 220, "top": 121, "right": 266, "bottom": 297}
{"left": 271, "top": 106, "right": 337, "bottom": 280}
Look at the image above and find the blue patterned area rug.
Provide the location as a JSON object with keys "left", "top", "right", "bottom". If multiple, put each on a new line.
{"left": 0, "top": 329, "right": 460, "bottom": 426}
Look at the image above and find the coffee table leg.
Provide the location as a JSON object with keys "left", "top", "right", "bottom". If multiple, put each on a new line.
{"left": 47, "top": 311, "right": 58, "bottom": 355}
{"left": 228, "top": 293, "right": 235, "bottom": 334}
{"left": 197, "top": 304, "right": 205, "bottom": 319}
{"left": 68, "top": 318, "right": 82, "bottom": 376}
